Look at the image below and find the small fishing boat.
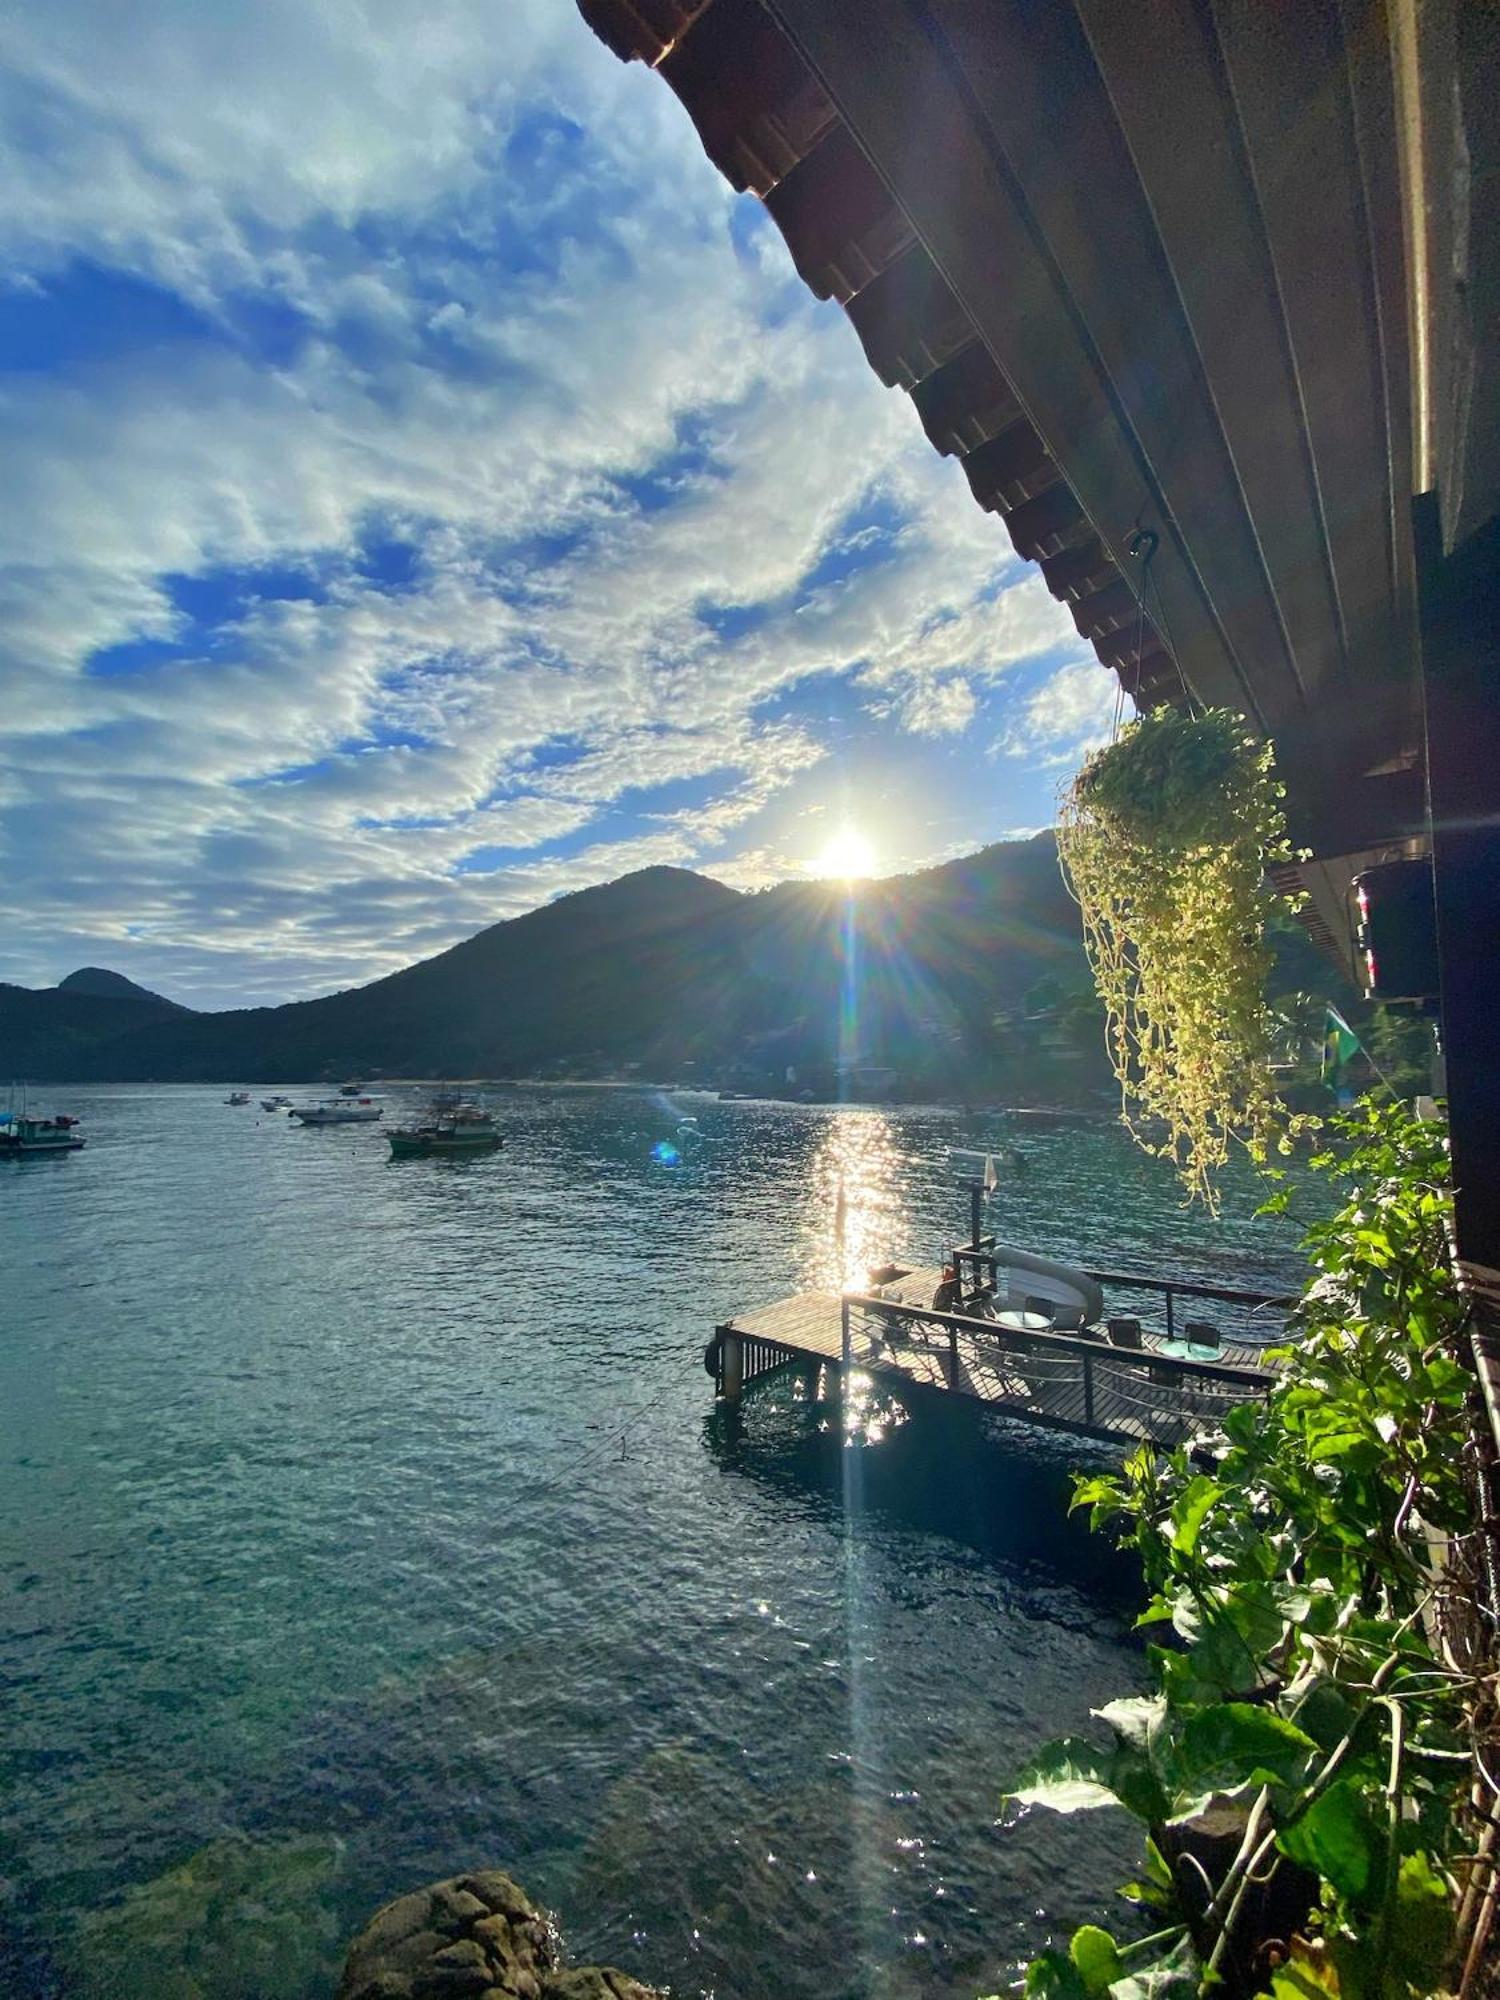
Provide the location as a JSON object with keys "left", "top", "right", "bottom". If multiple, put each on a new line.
{"left": 387, "top": 1095, "right": 501, "bottom": 1157}
{"left": 338, "top": 1081, "right": 366, "bottom": 1097}
{"left": 289, "top": 1097, "right": 383, "bottom": 1125}
{"left": 226, "top": 1091, "right": 252, "bottom": 1106}
{"left": 260, "top": 1095, "right": 292, "bottom": 1112}
{"left": 0, "top": 1109, "right": 85, "bottom": 1156}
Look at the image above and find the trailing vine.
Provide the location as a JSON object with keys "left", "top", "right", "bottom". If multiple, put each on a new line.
{"left": 994, "top": 1102, "right": 1488, "bottom": 2000}
{"left": 1056, "top": 710, "right": 1307, "bottom": 1209}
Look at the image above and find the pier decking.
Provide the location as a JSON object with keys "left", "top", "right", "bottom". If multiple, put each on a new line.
{"left": 714, "top": 1264, "right": 1283, "bottom": 1451}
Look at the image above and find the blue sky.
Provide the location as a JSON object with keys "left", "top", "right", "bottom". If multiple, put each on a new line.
{"left": 0, "top": 0, "right": 1120, "bottom": 1009}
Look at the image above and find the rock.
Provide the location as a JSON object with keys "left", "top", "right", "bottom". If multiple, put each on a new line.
{"left": 460, "top": 1872, "right": 539, "bottom": 1924}
{"left": 344, "top": 1977, "right": 413, "bottom": 2000}
{"left": 355, "top": 1890, "right": 437, "bottom": 1958}
{"left": 70, "top": 1830, "right": 344, "bottom": 2000}
{"left": 340, "top": 1871, "right": 663, "bottom": 2000}
{"left": 431, "top": 1886, "right": 492, "bottom": 1935}
{"left": 420, "top": 1936, "right": 495, "bottom": 1994}
{"left": 472, "top": 1913, "right": 548, "bottom": 1999}
{"left": 543, "top": 1972, "right": 662, "bottom": 2000}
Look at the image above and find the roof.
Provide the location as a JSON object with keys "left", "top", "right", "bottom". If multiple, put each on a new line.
{"left": 578, "top": 0, "right": 1493, "bottom": 970}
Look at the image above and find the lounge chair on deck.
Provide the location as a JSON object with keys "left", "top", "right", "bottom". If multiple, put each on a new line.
{"left": 1106, "top": 1316, "right": 1143, "bottom": 1350}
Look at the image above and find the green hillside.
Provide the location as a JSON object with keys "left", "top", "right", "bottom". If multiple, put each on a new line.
{"left": 0, "top": 833, "right": 1352, "bottom": 1094}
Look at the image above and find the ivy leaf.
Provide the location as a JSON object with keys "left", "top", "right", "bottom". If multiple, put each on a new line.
{"left": 1180, "top": 1703, "right": 1318, "bottom": 1787}
{"left": 1068, "top": 1925, "right": 1124, "bottom": 1994}
{"left": 1009, "top": 1739, "right": 1120, "bottom": 1814}
{"left": 1276, "top": 1778, "right": 1384, "bottom": 1901}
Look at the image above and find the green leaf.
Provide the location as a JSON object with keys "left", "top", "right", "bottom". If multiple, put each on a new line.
{"left": 1305, "top": 1428, "right": 1378, "bottom": 1466}
{"left": 1265, "top": 1946, "right": 1341, "bottom": 2000}
{"left": 1009, "top": 1739, "right": 1121, "bottom": 1814}
{"left": 1169, "top": 1475, "right": 1221, "bottom": 1554}
{"left": 1386, "top": 1849, "right": 1454, "bottom": 1982}
{"left": 1111, "top": 1935, "right": 1200, "bottom": 2000}
{"left": 1287, "top": 1676, "right": 1356, "bottom": 1752}
{"left": 1276, "top": 1778, "right": 1384, "bottom": 1901}
{"left": 1021, "top": 1948, "right": 1089, "bottom": 1999}
{"left": 1069, "top": 1925, "right": 1124, "bottom": 1994}
{"left": 1095, "top": 1695, "right": 1166, "bottom": 1755}
{"left": 1180, "top": 1703, "right": 1318, "bottom": 1787}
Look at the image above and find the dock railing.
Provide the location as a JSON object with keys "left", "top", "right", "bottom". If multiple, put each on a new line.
{"left": 841, "top": 1292, "right": 1274, "bottom": 1447}
{"left": 951, "top": 1244, "right": 1294, "bottom": 1353}
{"left": 1083, "top": 1268, "right": 1296, "bottom": 1352}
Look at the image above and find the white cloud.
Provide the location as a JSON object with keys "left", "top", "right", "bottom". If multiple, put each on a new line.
{"left": 0, "top": 0, "right": 1102, "bottom": 1008}
{"left": 997, "top": 659, "right": 1127, "bottom": 768}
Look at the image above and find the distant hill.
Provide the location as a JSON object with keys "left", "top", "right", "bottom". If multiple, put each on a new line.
{"left": 57, "top": 966, "right": 188, "bottom": 1010}
{"left": 0, "top": 978, "right": 186, "bottom": 1081}
{"left": 0, "top": 840, "right": 1087, "bottom": 1085}
{"left": 0, "top": 836, "right": 1347, "bottom": 1090}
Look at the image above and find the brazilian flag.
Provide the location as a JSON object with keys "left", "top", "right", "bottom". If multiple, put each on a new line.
{"left": 1321, "top": 1005, "right": 1362, "bottom": 1078}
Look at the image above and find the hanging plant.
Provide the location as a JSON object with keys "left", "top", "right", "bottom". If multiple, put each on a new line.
{"left": 1056, "top": 708, "right": 1305, "bottom": 1207}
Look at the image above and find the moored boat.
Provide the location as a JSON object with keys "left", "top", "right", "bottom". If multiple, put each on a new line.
{"left": 0, "top": 1110, "right": 85, "bottom": 1156}
{"left": 226, "top": 1091, "right": 251, "bottom": 1105}
{"left": 260, "top": 1095, "right": 292, "bottom": 1111}
{"left": 289, "top": 1097, "right": 383, "bottom": 1125}
{"left": 387, "top": 1095, "right": 501, "bottom": 1157}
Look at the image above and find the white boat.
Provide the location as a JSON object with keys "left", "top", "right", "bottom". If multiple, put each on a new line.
{"left": 260, "top": 1095, "right": 292, "bottom": 1111}
{"left": 225, "top": 1091, "right": 251, "bottom": 1106}
{"left": 288, "top": 1097, "right": 383, "bottom": 1125}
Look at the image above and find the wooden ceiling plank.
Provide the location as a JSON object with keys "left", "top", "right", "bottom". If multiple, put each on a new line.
{"left": 1212, "top": 0, "right": 1411, "bottom": 704}
{"left": 925, "top": 0, "right": 1309, "bottom": 720}
{"left": 1073, "top": 0, "right": 1348, "bottom": 724}
{"left": 660, "top": 0, "right": 837, "bottom": 194}
{"left": 765, "top": 0, "right": 1255, "bottom": 722}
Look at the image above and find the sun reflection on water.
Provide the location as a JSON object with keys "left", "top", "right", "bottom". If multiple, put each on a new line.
{"left": 802, "top": 1112, "right": 908, "bottom": 1294}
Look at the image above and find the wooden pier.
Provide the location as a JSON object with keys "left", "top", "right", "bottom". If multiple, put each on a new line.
{"left": 713, "top": 1263, "right": 1287, "bottom": 1452}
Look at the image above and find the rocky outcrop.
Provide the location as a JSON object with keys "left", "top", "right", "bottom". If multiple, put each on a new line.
{"left": 337, "top": 1870, "right": 662, "bottom": 2000}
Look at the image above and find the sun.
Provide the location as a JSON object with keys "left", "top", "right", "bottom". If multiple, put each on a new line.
{"left": 809, "top": 825, "right": 878, "bottom": 883}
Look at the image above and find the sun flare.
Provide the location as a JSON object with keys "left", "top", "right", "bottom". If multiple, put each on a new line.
{"left": 809, "top": 825, "right": 877, "bottom": 883}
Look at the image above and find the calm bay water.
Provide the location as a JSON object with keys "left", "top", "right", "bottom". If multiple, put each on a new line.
{"left": 0, "top": 1087, "right": 1305, "bottom": 1999}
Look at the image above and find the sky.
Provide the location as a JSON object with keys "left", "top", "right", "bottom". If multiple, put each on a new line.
{"left": 0, "top": 0, "right": 1122, "bottom": 1010}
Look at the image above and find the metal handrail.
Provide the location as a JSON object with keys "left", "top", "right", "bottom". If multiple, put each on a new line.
{"left": 1083, "top": 1267, "right": 1295, "bottom": 1309}
{"left": 845, "top": 1293, "right": 1274, "bottom": 1388}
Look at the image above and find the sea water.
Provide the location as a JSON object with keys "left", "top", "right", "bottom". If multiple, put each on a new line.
{"left": 0, "top": 1087, "right": 1305, "bottom": 1998}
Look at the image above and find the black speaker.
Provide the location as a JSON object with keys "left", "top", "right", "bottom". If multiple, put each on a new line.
{"left": 1352, "top": 860, "right": 1439, "bottom": 1003}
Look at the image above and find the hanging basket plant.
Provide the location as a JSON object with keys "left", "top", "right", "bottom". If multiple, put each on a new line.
{"left": 1056, "top": 708, "right": 1305, "bottom": 1207}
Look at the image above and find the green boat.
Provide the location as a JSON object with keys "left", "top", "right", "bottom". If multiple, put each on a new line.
{"left": 387, "top": 1096, "right": 502, "bottom": 1158}
{"left": 0, "top": 1110, "right": 85, "bottom": 1156}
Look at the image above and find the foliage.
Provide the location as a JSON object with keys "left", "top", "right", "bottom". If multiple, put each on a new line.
{"left": 1364, "top": 1007, "right": 1437, "bottom": 1103}
{"left": 1001, "top": 1101, "right": 1482, "bottom": 1999}
{"left": 1056, "top": 710, "right": 1308, "bottom": 1208}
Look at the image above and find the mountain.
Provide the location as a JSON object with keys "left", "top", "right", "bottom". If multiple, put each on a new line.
{"left": 0, "top": 838, "right": 1094, "bottom": 1087}
{"left": 56, "top": 966, "right": 188, "bottom": 1009}
{"left": 0, "top": 979, "right": 185, "bottom": 1081}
